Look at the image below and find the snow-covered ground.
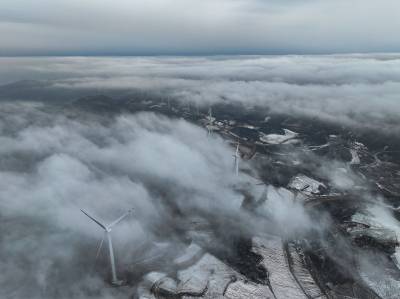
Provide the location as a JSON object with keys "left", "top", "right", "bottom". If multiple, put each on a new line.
{"left": 288, "top": 174, "right": 326, "bottom": 196}
{"left": 252, "top": 236, "right": 308, "bottom": 299}
{"left": 259, "top": 129, "right": 299, "bottom": 145}
{"left": 351, "top": 206, "right": 400, "bottom": 299}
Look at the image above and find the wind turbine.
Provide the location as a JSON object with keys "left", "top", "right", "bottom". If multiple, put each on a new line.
{"left": 206, "top": 107, "right": 214, "bottom": 136}
{"left": 81, "top": 208, "right": 133, "bottom": 286}
{"left": 207, "top": 107, "right": 212, "bottom": 120}
{"left": 233, "top": 142, "right": 240, "bottom": 176}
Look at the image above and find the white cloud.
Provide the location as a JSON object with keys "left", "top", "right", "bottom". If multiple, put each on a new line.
{"left": 2, "top": 55, "right": 400, "bottom": 133}
{"left": 1, "top": 0, "right": 400, "bottom": 54}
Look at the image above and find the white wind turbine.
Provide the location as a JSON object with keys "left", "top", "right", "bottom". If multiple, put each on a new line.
{"left": 233, "top": 142, "right": 240, "bottom": 176}
{"left": 206, "top": 107, "right": 214, "bottom": 136}
{"left": 81, "top": 208, "right": 133, "bottom": 286}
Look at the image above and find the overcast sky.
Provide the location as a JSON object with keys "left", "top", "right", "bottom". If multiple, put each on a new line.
{"left": 1, "top": 0, "right": 400, "bottom": 56}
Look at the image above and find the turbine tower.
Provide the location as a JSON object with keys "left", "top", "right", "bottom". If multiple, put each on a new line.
{"left": 206, "top": 107, "right": 214, "bottom": 136}
{"left": 233, "top": 142, "right": 240, "bottom": 176}
{"left": 81, "top": 208, "right": 133, "bottom": 286}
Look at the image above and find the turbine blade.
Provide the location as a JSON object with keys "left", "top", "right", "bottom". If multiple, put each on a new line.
{"left": 108, "top": 209, "right": 134, "bottom": 229}
{"left": 95, "top": 234, "right": 105, "bottom": 260}
{"left": 81, "top": 209, "right": 107, "bottom": 230}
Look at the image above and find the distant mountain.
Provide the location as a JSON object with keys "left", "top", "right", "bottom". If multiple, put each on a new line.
{"left": 69, "top": 95, "right": 126, "bottom": 113}
{"left": 0, "top": 80, "right": 166, "bottom": 106}
{"left": 0, "top": 79, "right": 72, "bottom": 102}
{"left": 0, "top": 79, "right": 50, "bottom": 89}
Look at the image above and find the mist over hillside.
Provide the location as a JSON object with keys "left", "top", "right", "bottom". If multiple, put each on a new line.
{"left": 1, "top": 55, "right": 400, "bottom": 298}
{"left": 1, "top": 55, "right": 400, "bottom": 134}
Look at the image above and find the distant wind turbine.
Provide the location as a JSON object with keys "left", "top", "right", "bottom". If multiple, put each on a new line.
{"left": 207, "top": 107, "right": 213, "bottom": 120}
{"left": 81, "top": 208, "right": 133, "bottom": 286}
{"left": 206, "top": 107, "right": 214, "bottom": 136}
{"left": 233, "top": 142, "right": 240, "bottom": 176}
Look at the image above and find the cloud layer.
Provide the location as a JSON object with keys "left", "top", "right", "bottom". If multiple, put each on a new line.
{"left": 1, "top": 0, "right": 400, "bottom": 55}
{"left": 1, "top": 54, "right": 400, "bottom": 134}
{"left": 0, "top": 54, "right": 398, "bottom": 297}
{"left": 0, "top": 103, "right": 269, "bottom": 298}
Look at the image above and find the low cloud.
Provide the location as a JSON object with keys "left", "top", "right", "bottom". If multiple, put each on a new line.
{"left": 1, "top": 55, "right": 400, "bottom": 134}
{"left": 0, "top": 54, "right": 398, "bottom": 297}
{"left": 0, "top": 103, "right": 319, "bottom": 297}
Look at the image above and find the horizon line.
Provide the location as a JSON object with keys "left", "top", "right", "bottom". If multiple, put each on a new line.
{"left": 1, "top": 50, "right": 400, "bottom": 58}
